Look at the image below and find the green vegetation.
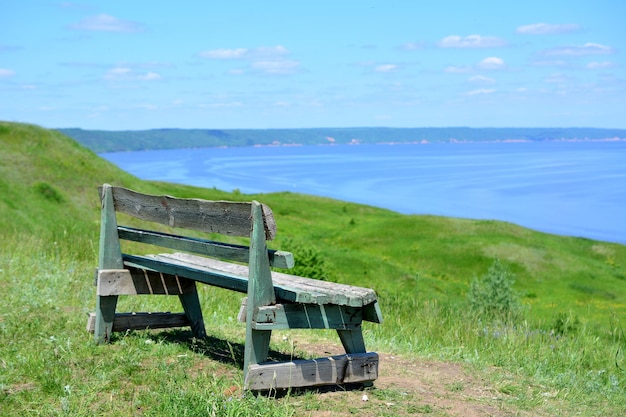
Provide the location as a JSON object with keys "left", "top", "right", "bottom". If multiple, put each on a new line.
{"left": 1, "top": 121, "right": 626, "bottom": 416}
{"left": 467, "top": 258, "right": 521, "bottom": 321}
{"left": 58, "top": 126, "right": 626, "bottom": 152}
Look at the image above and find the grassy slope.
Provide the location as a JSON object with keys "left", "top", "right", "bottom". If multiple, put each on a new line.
{"left": 2, "top": 121, "right": 625, "bottom": 415}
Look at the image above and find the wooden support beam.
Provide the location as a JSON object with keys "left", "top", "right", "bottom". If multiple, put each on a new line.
{"left": 245, "top": 352, "right": 379, "bottom": 391}
{"left": 86, "top": 312, "right": 190, "bottom": 333}
{"left": 239, "top": 299, "right": 363, "bottom": 330}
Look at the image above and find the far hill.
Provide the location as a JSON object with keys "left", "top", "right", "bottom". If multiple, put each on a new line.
{"left": 58, "top": 126, "right": 626, "bottom": 153}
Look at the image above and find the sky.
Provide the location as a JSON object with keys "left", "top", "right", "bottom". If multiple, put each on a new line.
{"left": 1, "top": 1, "right": 625, "bottom": 130}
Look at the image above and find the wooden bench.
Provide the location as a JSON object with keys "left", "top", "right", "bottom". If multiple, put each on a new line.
{"left": 89, "top": 184, "right": 382, "bottom": 390}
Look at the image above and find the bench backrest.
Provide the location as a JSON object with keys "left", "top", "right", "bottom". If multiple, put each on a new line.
{"left": 98, "top": 184, "right": 290, "bottom": 271}
{"left": 101, "top": 184, "right": 276, "bottom": 238}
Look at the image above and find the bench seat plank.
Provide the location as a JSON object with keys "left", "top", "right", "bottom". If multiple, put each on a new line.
{"left": 158, "top": 252, "right": 377, "bottom": 308}
{"left": 123, "top": 252, "right": 378, "bottom": 309}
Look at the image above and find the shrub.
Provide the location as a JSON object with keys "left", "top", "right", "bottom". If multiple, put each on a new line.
{"left": 467, "top": 258, "right": 521, "bottom": 321}
{"left": 280, "top": 237, "right": 329, "bottom": 281}
{"left": 32, "top": 181, "right": 65, "bottom": 203}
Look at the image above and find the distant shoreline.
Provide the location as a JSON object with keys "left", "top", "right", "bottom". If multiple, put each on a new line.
{"left": 59, "top": 126, "right": 626, "bottom": 153}
{"left": 247, "top": 136, "right": 626, "bottom": 148}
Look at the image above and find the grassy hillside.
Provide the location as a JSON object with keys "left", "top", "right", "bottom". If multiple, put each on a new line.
{"left": 1, "top": 121, "right": 625, "bottom": 416}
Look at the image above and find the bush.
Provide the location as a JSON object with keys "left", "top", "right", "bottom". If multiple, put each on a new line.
{"left": 280, "top": 237, "right": 329, "bottom": 281}
{"left": 32, "top": 181, "right": 65, "bottom": 203}
{"left": 467, "top": 258, "right": 521, "bottom": 321}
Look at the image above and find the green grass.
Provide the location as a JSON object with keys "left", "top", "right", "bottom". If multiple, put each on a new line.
{"left": 1, "top": 121, "right": 626, "bottom": 416}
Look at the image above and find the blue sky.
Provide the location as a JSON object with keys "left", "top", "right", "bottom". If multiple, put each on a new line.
{"left": 1, "top": 1, "right": 625, "bottom": 130}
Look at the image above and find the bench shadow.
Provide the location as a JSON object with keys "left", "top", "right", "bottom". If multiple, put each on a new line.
{"left": 154, "top": 329, "right": 302, "bottom": 368}
{"left": 139, "top": 329, "right": 368, "bottom": 396}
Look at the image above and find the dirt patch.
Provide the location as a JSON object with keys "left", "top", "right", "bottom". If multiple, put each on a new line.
{"left": 295, "top": 343, "right": 537, "bottom": 417}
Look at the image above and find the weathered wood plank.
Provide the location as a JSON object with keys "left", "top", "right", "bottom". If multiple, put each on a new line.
{"left": 238, "top": 300, "right": 363, "bottom": 330}
{"left": 100, "top": 185, "right": 277, "bottom": 240}
{"left": 156, "top": 252, "right": 379, "bottom": 310}
{"left": 245, "top": 352, "right": 379, "bottom": 390}
{"left": 123, "top": 254, "right": 250, "bottom": 293}
{"left": 96, "top": 268, "right": 196, "bottom": 296}
{"left": 87, "top": 312, "right": 190, "bottom": 333}
{"left": 117, "top": 226, "right": 294, "bottom": 269}
{"left": 243, "top": 201, "right": 276, "bottom": 375}
{"left": 95, "top": 184, "right": 123, "bottom": 344}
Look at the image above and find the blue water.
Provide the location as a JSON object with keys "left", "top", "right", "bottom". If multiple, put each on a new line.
{"left": 101, "top": 141, "right": 626, "bottom": 244}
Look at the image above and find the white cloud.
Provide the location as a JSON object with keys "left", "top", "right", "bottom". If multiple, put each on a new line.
{"left": 401, "top": 42, "right": 425, "bottom": 51}
{"left": 69, "top": 14, "right": 142, "bottom": 33}
{"left": 252, "top": 60, "right": 300, "bottom": 75}
{"left": 375, "top": 64, "right": 397, "bottom": 73}
{"left": 585, "top": 61, "right": 618, "bottom": 69}
{"left": 138, "top": 71, "right": 162, "bottom": 80}
{"left": 542, "top": 43, "right": 615, "bottom": 56}
{"left": 199, "top": 48, "right": 248, "bottom": 59}
{"left": 444, "top": 65, "right": 472, "bottom": 74}
{"left": 544, "top": 73, "right": 569, "bottom": 83}
{"left": 477, "top": 57, "right": 505, "bottom": 70}
{"left": 516, "top": 23, "right": 582, "bottom": 35}
{"left": 468, "top": 75, "right": 495, "bottom": 84}
{"left": 104, "top": 67, "right": 132, "bottom": 79}
{"left": 465, "top": 88, "right": 496, "bottom": 96}
{"left": 199, "top": 45, "right": 289, "bottom": 60}
{"left": 200, "top": 45, "right": 299, "bottom": 75}
{"left": 0, "top": 68, "right": 15, "bottom": 77}
{"left": 437, "top": 34, "right": 506, "bottom": 48}
{"left": 104, "top": 67, "right": 162, "bottom": 81}
{"left": 530, "top": 59, "right": 570, "bottom": 68}
{"left": 254, "top": 45, "right": 289, "bottom": 57}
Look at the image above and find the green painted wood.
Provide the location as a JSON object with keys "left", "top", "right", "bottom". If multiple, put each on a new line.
{"left": 243, "top": 202, "right": 277, "bottom": 385}
{"left": 123, "top": 254, "right": 250, "bottom": 293}
{"left": 118, "top": 226, "right": 294, "bottom": 269}
{"left": 178, "top": 290, "right": 207, "bottom": 339}
{"left": 363, "top": 301, "right": 383, "bottom": 324}
{"left": 101, "top": 185, "right": 277, "bottom": 240}
{"left": 250, "top": 303, "right": 363, "bottom": 330}
{"left": 337, "top": 329, "right": 367, "bottom": 354}
{"left": 87, "top": 312, "right": 190, "bottom": 333}
{"left": 94, "top": 184, "right": 123, "bottom": 344}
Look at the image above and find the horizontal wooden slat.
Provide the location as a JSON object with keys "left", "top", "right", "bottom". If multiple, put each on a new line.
{"left": 101, "top": 185, "right": 276, "bottom": 240}
{"left": 96, "top": 268, "right": 196, "bottom": 296}
{"left": 118, "top": 226, "right": 294, "bottom": 269}
{"left": 244, "top": 302, "right": 364, "bottom": 330}
{"left": 152, "top": 252, "right": 379, "bottom": 309}
{"left": 123, "top": 254, "right": 250, "bottom": 293}
{"left": 86, "top": 312, "right": 190, "bottom": 333}
{"left": 245, "top": 352, "right": 379, "bottom": 390}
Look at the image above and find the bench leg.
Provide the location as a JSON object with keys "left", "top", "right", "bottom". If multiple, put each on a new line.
{"left": 337, "top": 328, "right": 366, "bottom": 353}
{"left": 178, "top": 286, "right": 207, "bottom": 339}
{"left": 338, "top": 328, "right": 375, "bottom": 387}
{"left": 244, "top": 329, "right": 272, "bottom": 382}
{"left": 94, "top": 295, "right": 118, "bottom": 344}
